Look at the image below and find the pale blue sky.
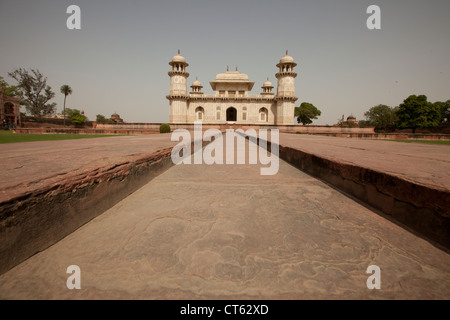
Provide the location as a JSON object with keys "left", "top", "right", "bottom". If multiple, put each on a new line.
{"left": 1, "top": 0, "right": 449, "bottom": 125}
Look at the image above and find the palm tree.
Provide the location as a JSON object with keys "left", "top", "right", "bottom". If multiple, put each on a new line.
{"left": 60, "top": 85, "right": 73, "bottom": 126}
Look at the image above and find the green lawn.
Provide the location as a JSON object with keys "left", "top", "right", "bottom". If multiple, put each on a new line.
{"left": 0, "top": 130, "right": 122, "bottom": 144}
{"left": 378, "top": 139, "right": 450, "bottom": 145}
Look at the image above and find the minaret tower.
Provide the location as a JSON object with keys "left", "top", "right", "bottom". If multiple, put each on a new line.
{"left": 167, "top": 50, "right": 190, "bottom": 123}
{"left": 275, "top": 51, "right": 298, "bottom": 125}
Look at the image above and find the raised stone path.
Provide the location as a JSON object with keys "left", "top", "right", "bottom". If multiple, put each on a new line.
{"left": 0, "top": 134, "right": 449, "bottom": 299}
{"left": 278, "top": 133, "right": 450, "bottom": 191}
{"left": 0, "top": 135, "right": 177, "bottom": 203}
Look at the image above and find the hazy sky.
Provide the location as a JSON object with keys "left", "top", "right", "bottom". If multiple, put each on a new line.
{"left": 1, "top": 0, "right": 449, "bottom": 125}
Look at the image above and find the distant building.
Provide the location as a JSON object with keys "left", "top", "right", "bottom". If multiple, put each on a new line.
{"left": 43, "top": 114, "right": 65, "bottom": 119}
{"left": 347, "top": 114, "right": 358, "bottom": 124}
{"left": 167, "top": 50, "right": 298, "bottom": 124}
{"left": 44, "top": 110, "right": 85, "bottom": 120}
{"left": 0, "top": 84, "right": 21, "bottom": 127}
{"left": 110, "top": 113, "right": 124, "bottom": 124}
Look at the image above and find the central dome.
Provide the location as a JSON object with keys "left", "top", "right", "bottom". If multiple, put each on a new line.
{"left": 210, "top": 69, "right": 255, "bottom": 91}
{"left": 215, "top": 71, "right": 249, "bottom": 82}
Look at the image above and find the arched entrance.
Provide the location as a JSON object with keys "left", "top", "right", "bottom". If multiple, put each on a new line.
{"left": 226, "top": 107, "right": 237, "bottom": 122}
{"left": 3, "top": 102, "right": 16, "bottom": 126}
{"left": 4, "top": 103, "right": 15, "bottom": 114}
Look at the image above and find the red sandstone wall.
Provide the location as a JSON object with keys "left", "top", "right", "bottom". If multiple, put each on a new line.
{"left": 13, "top": 125, "right": 450, "bottom": 140}
{"left": 94, "top": 123, "right": 376, "bottom": 134}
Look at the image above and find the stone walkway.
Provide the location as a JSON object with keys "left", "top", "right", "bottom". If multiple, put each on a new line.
{"left": 0, "top": 137, "right": 449, "bottom": 299}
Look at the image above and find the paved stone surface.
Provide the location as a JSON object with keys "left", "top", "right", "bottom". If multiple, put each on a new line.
{"left": 277, "top": 133, "right": 450, "bottom": 249}
{"left": 1, "top": 133, "right": 448, "bottom": 204}
{"left": 279, "top": 133, "right": 450, "bottom": 191}
{"left": 0, "top": 134, "right": 176, "bottom": 203}
{"left": 0, "top": 137, "right": 449, "bottom": 299}
{"left": 0, "top": 134, "right": 181, "bottom": 276}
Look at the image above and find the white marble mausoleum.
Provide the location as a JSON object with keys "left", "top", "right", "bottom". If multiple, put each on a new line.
{"left": 167, "top": 51, "right": 298, "bottom": 125}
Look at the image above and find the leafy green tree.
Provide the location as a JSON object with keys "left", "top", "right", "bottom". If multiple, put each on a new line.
{"left": 60, "top": 85, "right": 73, "bottom": 126}
{"left": 433, "top": 100, "right": 450, "bottom": 124}
{"left": 357, "top": 120, "right": 372, "bottom": 128}
{"left": 364, "top": 104, "right": 398, "bottom": 132}
{"left": 396, "top": 95, "right": 441, "bottom": 133}
{"left": 63, "top": 108, "right": 79, "bottom": 119}
{"left": 63, "top": 108, "right": 87, "bottom": 125}
{"left": 71, "top": 113, "right": 86, "bottom": 126}
{"left": 295, "top": 102, "right": 321, "bottom": 125}
{"left": 0, "top": 76, "right": 20, "bottom": 97}
{"left": 96, "top": 114, "right": 107, "bottom": 124}
{"left": 8, "top": 68, "right": 56, "bottom": 117}
{"left": 160, "top": 123, "right": 171, "bottom": 133}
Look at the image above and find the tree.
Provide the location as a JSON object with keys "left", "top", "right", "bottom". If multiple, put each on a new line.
{"left": 60, "top": 85, "right": 73, "bottom": 126}
{"left": 69, "top": 109, "right": 87, "bottom": 126}
{"left": 8, "top": 68, "right": 56, "bottom": 117}
{"left": 96, "top": 114, "right": 107, "bottom": 124}
{"left": 396, "top": 95, "right": 441, "bottom": 133}
{"left": 63, "top": 108, "right": 79, "bottom": 119}
{"left": 63, "top": 108, "right": 87, "bottom": 125}
{"left": 364, "top": 104, "right": 398, "bottom": 132}
{"left": 433, "top": 100, "right": 450, "bottom": 124}
{"left": 71, "top": 113, "right": 86, "bottom": 126}
{"left": 160, "top": 123, "right": 171, "bottom": 133}
{"left": 295, "top": 102, "right": 321, "bottom": 125}
{"left": 357, "top": 120, "right": 372, "bottom": 128}
{"left": 0, "top": 76, "right": 20, "bottom": 97}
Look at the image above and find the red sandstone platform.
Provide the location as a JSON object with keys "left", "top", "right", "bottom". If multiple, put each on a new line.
{"left": 277, "top": 133, "right": 450, "bottom": 250}
{"left": 0, "top": 135, "right": 179, "bottom": 275}
{"left": 0, "top": 135, "right": 177, "bottom": 203}
{"left": 1, "top": 133, "right": 448, "bottom": 203}
{"left": 279, "top": 133, "right": 450, "bottom": 191}
{"left": 0, "top": 135, "right": 449, "bottom": 299}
